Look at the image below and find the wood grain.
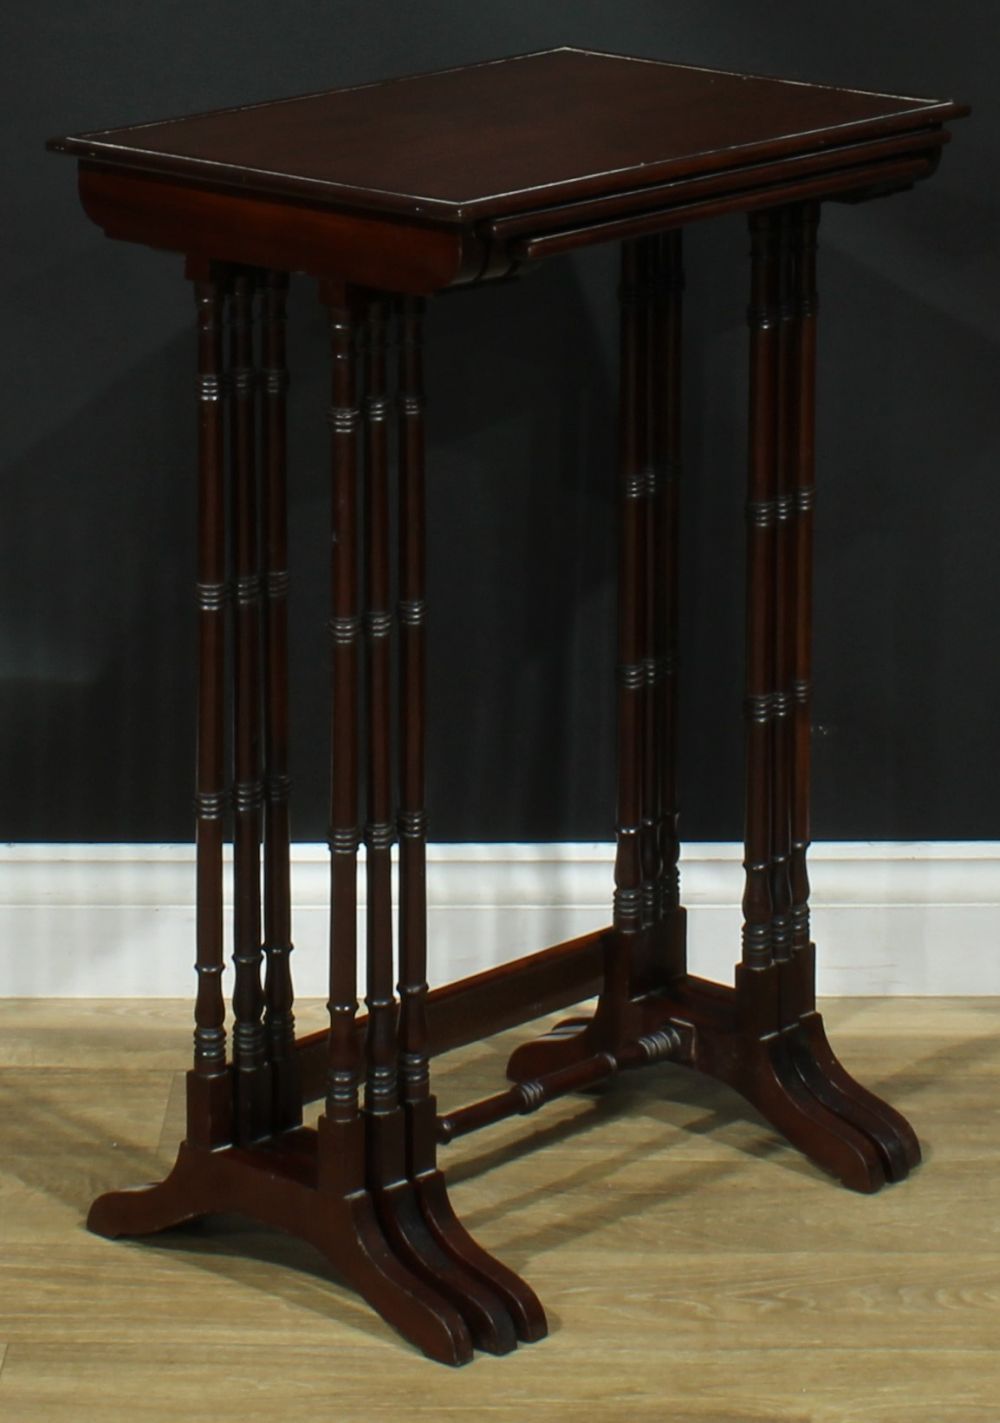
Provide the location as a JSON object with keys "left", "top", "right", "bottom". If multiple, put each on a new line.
{"left": 1, "top": 997, "right": 998, "bottom": 1420}
{"left": 48, "top": 51, "right": 966, "bottom": 221}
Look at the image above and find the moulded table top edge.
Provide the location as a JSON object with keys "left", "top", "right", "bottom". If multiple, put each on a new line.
{"left": 46, "top": 48, "right": 969, "bottom": 229}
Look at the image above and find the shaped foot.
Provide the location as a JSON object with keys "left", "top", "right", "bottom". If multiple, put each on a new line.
{"left": 406, "top": 1100, "right": 547, "bottom": 1343}
{"left": 790, "top": 1012, "right": 920, "bottom": 1178}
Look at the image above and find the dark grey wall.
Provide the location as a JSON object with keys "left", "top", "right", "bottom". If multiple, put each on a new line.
{"left": 4, "top": 3, "right": 998, "bottom": 843}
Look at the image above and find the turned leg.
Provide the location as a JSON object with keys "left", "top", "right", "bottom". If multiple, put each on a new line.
{"left": 651, "top": 231, "right": 684, "bottom": 937}
{"left": 259, "top": 269, "right": 301, "bottom": 1133}
{"left": 775, "top": 207, "right": 921, "bottom": 1176}
{"left": 314, "top": 281, "right": 473, "bottom": 1366}
{"left": 228, "top": 269, "right": 272, "bottom": 1143}
{"left": 89, "top": 262, "right": 235, "bottom": 1235}
{"left": 505, "top": 234, "right": 684, "bottom": 1077}
{"left": 609, "top": 237, "right": 648, "bottom": 1022}
{"left": 770, "top": 212, "right": 796, "bottom": 968}
{"left": 740, "top": 211, "right": 780, "bottom": 978}
{"left": 732, "top": 210, "right": 887, "bottom": 1190}
{"left": 350, "top": 298, "right": 517, "bottom": 1356}
{"left": 506, "top": 238, "right": 653, "bottom": 1082}
{"left": 185, "top": 265, "right": 236, "bottom": 1151}
{"left": 638, "top": 237, "right": 660, "bottom": 932}
{"left": 389, "top": 297, "right": 546, "bottom": 1345}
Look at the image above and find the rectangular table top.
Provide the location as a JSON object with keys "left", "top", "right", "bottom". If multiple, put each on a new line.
{"left": 48, "top": 48, "right": 966, "bottom": 228}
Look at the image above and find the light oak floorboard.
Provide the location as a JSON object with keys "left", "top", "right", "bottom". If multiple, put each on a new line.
{"left": 0, "top": 997, "right": 998, "bottom": 1421}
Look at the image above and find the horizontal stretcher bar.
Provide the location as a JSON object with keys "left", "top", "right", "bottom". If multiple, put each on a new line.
{"left": 296, "top": 926, "right": 615, "bottom": 1103}
{"left": 436, "top": 1024, "right": 684, "bottom": 1142}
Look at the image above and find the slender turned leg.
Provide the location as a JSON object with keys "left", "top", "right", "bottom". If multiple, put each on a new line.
{"left": 184, "top": 267, "right": 236, "bottom": 1152}
{"left": 770, "top": 213, "right": 796, "bottom": 968}
{"left": 89, "top": 263, "right": 235, "bottom": 1235}
{"left": 787, "top": 204, "right": 817, "bottom": 977}
{"left": 776, "top": 208, "right": 921, "bottom": 1176}
{"left": 228, "top": 270, "right": 271, "bottom": 1144}
{"left": 314, "top": 283, "right": 472, "bottom": 1366}
{"left": 734, "top": 211, "right": 885, "bottom": 1192}
{"left": 740, "top": 212, "right": 779, "bottom": 978}
{"left": 651, "top": 231, "right": 685, "bottom": 943}
{"left": 354, "top": 300, "right": 516, "bottom": 1356}
{"left": 259, "top": 269, "right": 301, "bottom": 1133}
{"left": 186, "top": 267, "right": 236, "bottom": 1151}
{"left": 508, "top": 237, "right": 651, "bottom": 1086}
{"left": 390, "top": 298, "right": 546, "bottom": 1345}
{"left": 319, "top": 283, "right": 366, "bottom": 1154}
{"left": 638, "top": 237, "right": 660, "bottom": 932}
{"left": 603, "top": 237, "right": 648, "bottom": 1042}
{"left": 361, "top": 298, "right": 397, "bottom": 1124}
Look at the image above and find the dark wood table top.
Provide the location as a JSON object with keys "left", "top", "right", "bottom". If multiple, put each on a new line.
{"left": 48, "top": 48, "right": 967, "bottom": 227}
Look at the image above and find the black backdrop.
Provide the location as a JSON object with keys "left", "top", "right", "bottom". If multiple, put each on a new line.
{"left": 4, "top": 3, "right": 998, "bottom": 844}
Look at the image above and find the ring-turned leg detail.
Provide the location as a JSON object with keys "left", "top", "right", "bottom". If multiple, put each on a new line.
{"left": 385, "top": 296, "right": 544, "bottom": 1345}
{"left": 316, "top": 279, "right": 474, "bottom": 1366}
{"left": 355, "top": 296, "right": 518, "bottom": 1357}
{"left": 774, "top": 205, "right": 920, "bottom": 1179}
{"left": 259, "top": 268, "right": 301, "bottom": 1134}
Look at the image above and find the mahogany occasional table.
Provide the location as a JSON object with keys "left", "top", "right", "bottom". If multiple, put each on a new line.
{"left": 47, "top": 48, "right": 968, "bottom": 1364}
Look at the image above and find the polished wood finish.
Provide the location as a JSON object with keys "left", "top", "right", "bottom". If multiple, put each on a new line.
{"left": 51, "top": 50, "right": 966, "bottom": 1361}
{"left": 186, "top": 269, "right": 232, "bottom": 1151}
{"left": 396, "top": 297, "right": 431, "bottom": 1110}
{"left": 74, "top": 167, "right": 476, "bottom": 294}
{"left": 361, "top": 296, "right": 397, "bottom": 1123}
{"left": 49, "top": 50, "right": 965, "bottom": 220}
{"left": 610, "top": 239, "right": 646, "bottom": 985}
{"left": 390, "top": 299, "right": 547, "bottom": 1344}
{"left": 356, "top": 298, "right": 519, "bottom": 1358}
{"left": 51, "top": 50, "right": 965, "bottom": 295}
{"left": 228, "top": 270, "right": 271, "bottom": 1144}
{"left": 5, "top": 997, "right": 997, "bottom": 1422}
{"left": 321, "top": 286, "right": 363, "bottom": 1132}
{"left": 259, "top": 269, "right": 300, "bottom": 1133}
{"left": 652, "top": 231, "right": 683, "bottom": 923}
{"left": 742, "top": 210, "right": 780, "bottom": 972}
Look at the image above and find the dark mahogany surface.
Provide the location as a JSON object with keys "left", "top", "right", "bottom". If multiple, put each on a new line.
{"left": 47, "top": 47, "right": 966, "bottom": 224}
{"left": 56, "top": 44, "right": 961, "bottom": 1358}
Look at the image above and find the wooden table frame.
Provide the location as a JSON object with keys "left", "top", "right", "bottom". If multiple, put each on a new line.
{"left": 47, "top": 49, "right": 968, "bottom": 1364}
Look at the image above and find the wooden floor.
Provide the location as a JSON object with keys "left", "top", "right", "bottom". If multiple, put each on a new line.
{"left": 1, "top": 997, "right": 998, "bottom": 1421}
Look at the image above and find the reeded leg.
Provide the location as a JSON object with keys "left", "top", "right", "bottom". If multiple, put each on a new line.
{"left": 259, "top": 269, "right": 301, "bottom": 1133}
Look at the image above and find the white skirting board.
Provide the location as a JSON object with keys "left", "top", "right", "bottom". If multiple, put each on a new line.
{"left": 0, "top": 841, "right": 997, "bottom": 998}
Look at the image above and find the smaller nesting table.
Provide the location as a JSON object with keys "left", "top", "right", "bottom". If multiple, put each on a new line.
{"left": 47, "top": 48, "right": 968, "bottom": 1364}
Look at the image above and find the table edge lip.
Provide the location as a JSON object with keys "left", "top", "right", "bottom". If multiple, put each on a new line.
{"left": 45, "top": 47, "right": 970, "bottom": 228}
{"left": 48, "top": 110, "right": 968, "bottom": 231}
